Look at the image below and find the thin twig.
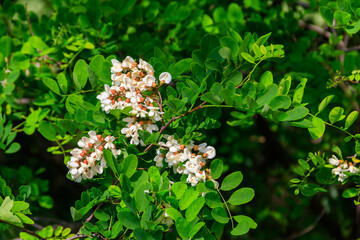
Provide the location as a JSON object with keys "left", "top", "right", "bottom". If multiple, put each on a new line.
{"left": 25, "top": 4, "right": 34, "bottom": 36}
{"left": 142, "top": 101, "right": 207, "bottom": 153}
{"left": 285, "top": 208, "right": 326, "bottom": 240}
{"left": 0, "top": 219, "right": 45, "bottom": 240}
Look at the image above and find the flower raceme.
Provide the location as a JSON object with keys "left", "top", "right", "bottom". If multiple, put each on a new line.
{"left": 67, "top": 131, "right": 121, "bottom": 182}
{"left": 97, "top": 56, "right": 171, "bottom": 145}
{"left": 329, "top": 155, "right": 359, "bottom": 182}
{"left": 154, "top": 135, "right": 216, "bottom": 186}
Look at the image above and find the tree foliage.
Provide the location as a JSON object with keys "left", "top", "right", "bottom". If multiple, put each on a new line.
{"left": 1, "top": 0, "right": 360, "bottom": 239}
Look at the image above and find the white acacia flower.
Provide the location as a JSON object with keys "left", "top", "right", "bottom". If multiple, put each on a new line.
{"left": 204, "top": 146, "right": 216, "bottom": 159}
{"left": 349, "top": 165, "right": 359, "bottom": 174}
{"left": 329, "top": 155, "right": 340, "bottom": 166}
{"left": 143, "top": 75, "right": 156, "bottom": 87}
{"left": 159, "top": 72, "right": 172, "bottom": 84}
{"left": 138, "top": 59, "right": 154, "bottom": 73}
{"left": 122, "top": 56, "right": 135, "bottom": 68}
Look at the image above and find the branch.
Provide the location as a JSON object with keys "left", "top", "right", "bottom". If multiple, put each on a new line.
{"left": 25, "top": 4, "right": 34, "bottom": 36}
{"left": 142, "top": 101, "right": 207, "bottom": 153}
{"left": 298, "top": 20, "right": 331, "bottom": 38}
{"left": 285, "top": 208, "right": 326, "bottom": 240}
{"left": 0, "top": 219, "right": 45, "bottom": 240}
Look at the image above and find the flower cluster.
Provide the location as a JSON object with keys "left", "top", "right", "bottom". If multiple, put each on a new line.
{"left": 329, "top": 155, "right": 359, "bottom": 182}
{"left": 67, "top": 131, "right": 121, "bottom": 182}
{"left": 154, "top": 135, "right": 216, "bottom": 186}
{"left": 97, "top": 56, "right": 171, "bottom": 145}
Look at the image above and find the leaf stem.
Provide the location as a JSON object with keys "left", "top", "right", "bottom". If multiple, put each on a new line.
{"left": 216, "top": 188, "right": 234, "bottom": 229}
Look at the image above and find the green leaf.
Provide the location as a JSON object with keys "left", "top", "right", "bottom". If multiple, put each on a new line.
{"left": 334, "top": 10, "right": 351, "bottom": 26}
{"left": 134, "top": 182, "right": 152, "bottom": 212}
{"left": 175, "top": 217, "right": 191, "bottom": 238}
{"left": 179, "top": 188, "right": 198, "bottom": 210}
{"left": 221, "top": 171, "right": 243, "bottom": 191}
{"left": 108, "top": 185, "right": 122, "bottom": 198}
{"left": 260, "top": 71, "right": 273, "bottom": 87}
{"left": 189, "top": 222, "right": 205, "bottom": 237}
{"left": 329, "top": 107, "right": 344, "bottom": 124}
{"left": 12, "top": 201, "right": 29, "bottom": 212}
{"left": 117, "top": 209, "right": 140, "bottom": 230}
{"left": 241, "top": 52, "right": 255, "bottom": 64}
{"left": 54, "top": 226, "right": 63, "bottom": 237}
{"left": 278, "top": 106, "right": 309, "bottom": 122}
{"left": 73, "top": 59, "right": 89, "bottom": 89}
{"left": 5, "top": 142, "right": 20, "bottom": 154}
{"left": 19, "top": 232, "right": 38, "bottom": 240}
{"left": 293, "top": 78, "right": 307, "bottom": 105}
{"left": 185, "top": 197, "right": 205, "bottom": 222}
{"left": 122, "top": 191, "right": 136, "bottom": 213}
{"left": 342, "top": 188, "right": 359, "bottom": 198}
{"left": 344, "top": 111, "right": 358, "bottom": 130}
{"left": 0, "top": 196, "right": 13, "bottom": 213}
{"left": 0, "top": 36, "right": 12, "bottom": 57}
{"left": 256, "top": 84, "right": 278, "bottom": 107}
{"left": 148, "top": 166, "right": 160, "bottom": 191}
{"left": 234, "top": 215, "right": 257, "bottom": 229}
{"left": 122, "top": 154, "right": 138, "bottom": 178}
{"left": 173, "top": 58, "right": 192, "bottom": 78}
{"left": 308, "top": 117, "right": 325, "bottom": 139}
{"left": 300, "top": 183, "right": 325, "bottom": 197}
{"left": 134, "top": 227, "right": 148, "bottom": 240}
{"left": 277, "top": 76, "right": 291, "bottom": 95}
{"left": 210, "top": 159, "right": 223, "bottom": 180}
{"left": 318, "top": 95, "right": 334, "bottom": 114}
{"left": 356, "top": 141, "right": 360, "bottom": 155}
{"left": 298, "top": 159, "right": 310, "bottom": 170}
{"left": 346, "top": 20, "right": 360, "bottom": 34}
{"left": 269, "top": 95, "right": 291, "bottom": 110}
{"left": 29, "top": 36, "right": 49, "bottom": 50}
{"left": 231, "top": 220, "right": 250, "bottom": 236}
{"left": 38, "top": 121, "right": 57, "bottom": 141}
{"left": 61, "top": 228, "right": 71, "bottom": 237}
{"left": 38, "top": 195, "right": 53, "bottom": 209}
{"left": 228, "top": 188, "right": 255, "bottom": 205}
{"left": 319, "top": 6, "right": 334, "bottom": 27}
{"left": 171, "top": 182, "right": 187, "bottom": 199}
{"left": 57, "top": 72, "right": 68, "bottom": 94}
{"left": 211, "top": 207, "right": 229, "bottom": 224}
{"left": 42, "top": 77, "right": 61, "bottom": 95}
{"left": 103, "top": 149, "right": 119, "bottom": 177}
{"left": 10, "top": 52, "right": 30, "bottom": 70}
{"left": 205, "top": 192, "right": 223, "bottom": 208}
{"left": 220, "top": 36, "right": 239, "bottom": 60}
{"left": 201, "top": 92, "right": 223, "bottom": 105}
{"left": 166, "top": 208, "right": 183, "bottom": 221}
{"left": 70, "top": 207, "right": 83, "bottom": 221}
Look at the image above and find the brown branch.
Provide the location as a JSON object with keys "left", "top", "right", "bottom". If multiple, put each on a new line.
{"left": 0, "top": 219, "right": 45, "bottom": 240}
{"left": 285, "top": 208, "right": 326, "bottom": 240}
{"left": 25, "top": 4, "right": 34, "bottom": 36}
{"left": 142, "top": 101, "right": 207, "bottom": 153}
{"left": 298, "top": 20, "right": 331, "bottom": 38}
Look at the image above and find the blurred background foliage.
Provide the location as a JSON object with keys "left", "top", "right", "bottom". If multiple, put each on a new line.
{"left": 1, "top": 0, "right": 360, "bottom": 239}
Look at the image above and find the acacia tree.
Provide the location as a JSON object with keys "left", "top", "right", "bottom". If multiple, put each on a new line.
{"left": 1, "top": 0, "right": 360, "bottom": 239}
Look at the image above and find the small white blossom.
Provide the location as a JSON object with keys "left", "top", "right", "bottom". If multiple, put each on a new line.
{"left": 329, "top": 155, "right": 340, "bottom": 166}
{"left": 159, "top": 72, "right": 172, "bottom": 84}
